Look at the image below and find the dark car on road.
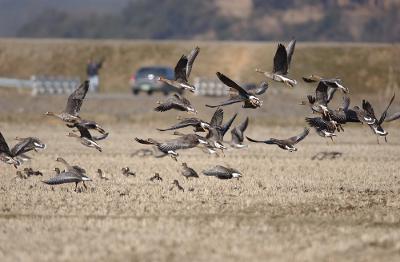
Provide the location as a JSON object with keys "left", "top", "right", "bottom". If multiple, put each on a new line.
{"left": 130, "top": 66, "right": 182, "bottom": 95}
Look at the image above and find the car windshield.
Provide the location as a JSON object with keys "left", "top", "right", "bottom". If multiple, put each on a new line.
{"left": 136, "top": 68, "right": 171, "bottom": 78}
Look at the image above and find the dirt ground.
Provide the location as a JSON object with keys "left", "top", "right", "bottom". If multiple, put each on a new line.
{"left": 1, "top": 91, "right": 400, "bottom": 261}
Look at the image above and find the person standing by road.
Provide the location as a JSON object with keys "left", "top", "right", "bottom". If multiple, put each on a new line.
{"left": 86, "top": 57, "right": 104, "bottom": 92}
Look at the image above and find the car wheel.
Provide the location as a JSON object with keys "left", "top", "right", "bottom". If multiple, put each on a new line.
{"left": 133, "top": 89, "right": 139, "bottom": 95}
{"left": 147, "top": 90, "right": 153, "bottom": 95}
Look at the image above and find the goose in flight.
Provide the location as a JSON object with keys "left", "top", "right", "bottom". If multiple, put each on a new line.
{"left": 181, "top": 162, "right": 199, "bottom": 179}
{"left": 246, "top": 128, "right": 309, "bottom": 152}
{"left": 42, "top": 169, "right": 91, "bottom": 192}
{"left": 306, "top": 117, "right": 337, "bottom": 141}
{"left": 353, "top": 94, "right": 395, "bottom": 143}
{"left": 302, "top": 75, "right": 349, "bottom": 94}
{"left": 155, "top": 94, "right": 197, "bottom": 114}
{"left": 256, "top": 39, "right": 297, "bottom": 87}
{"left": 206, "top": 72, "right": 263, "bottom": 109}
{"left": 158, "top": 46, "right": 200, "bottom": 92}
{"left": 0, "top": 132, "right": 48, "bottom": 168}
{"left": 230, "top": 117, "right": 249, "bottom": 148}
{"left": 67, "top": 120, "right": 107, "bottom": 135}
{"left": 134, "top": 133, "right": 208, "bottom": 160}
{"left": 67, "top": 124, "right": 107, "bottom": 152}
{"left": 157, "top": 107, "right": 224, "bottom": 133}
{"left": 45, "top": 80, "right": 89, "bottom": 123}
{"left": 202, "top": 165, "right": 242, "bottom": 179}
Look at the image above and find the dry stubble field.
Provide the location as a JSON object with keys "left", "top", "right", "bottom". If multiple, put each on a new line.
{"left": 1, "top": 91, "right": 400, "bottom": 261}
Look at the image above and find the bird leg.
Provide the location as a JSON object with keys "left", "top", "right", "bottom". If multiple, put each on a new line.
{"left": 385, "top": 136, "right": 388, "bottom": 143}
{"left": 83, "top": 181, "right": 87, "bottom": 190}
{"left": 74, "top": 182, "right": 78, "bottom": 192}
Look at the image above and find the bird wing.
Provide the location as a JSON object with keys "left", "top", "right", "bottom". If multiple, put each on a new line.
{"left": 206, "top": 97, "right": 244, "bottom": 108}
{"left": 216, "top": 72, "right": 249, "bottom": 97}
{"left": 315, "top": 81, "right": 329, "bottom": 105}
{"left": 154, "top": 96, "right": 186, "bottom": 112}
{"left": 159, "top": 135, "right": 199, "bottom": 151}
{"left": 245, "top": 82, "right": 269, "bottom": 95}
{"left": 340, "top": 96, "right": 351, "bottom": 111}
{"left": 221, "top": 112, "right": 238, "bottom": 137}
{"left": 237, "top": 117, "right": 249, "bottom": 133}
{"left": 0, "top": 132, "right": 11, "bottom": 155}
{"left": 10, "top": 138, "right": 35, "bottom": 156}
{"left": 379, "top": 93, "right": 395, "bottom": 125}
{"left": 231, "top": 128, "right": 241, "bottom": 144}
{"left": 246, "top": 136, "right": 272, "bottom": 144}
{"left": 385, "top": 111, "right": 400, "bottom": 122}
{"left": 202, "top": 165, "right": 230, "bottom": 178}
{"left": 273, "top": 44, "right": 288, "bottom": 74}
{"left": 174, "top": 55, "right": 188, "bottom": 82}
{"left": 286, "top": 39, "right": 296, "bottom": 68}
{"left": 92, "top": 132, "right": 109, "bottom": 141}
{"left": 362, "top": 100, "right": 377, "bottom": 120}
{"left": 186, "top": 46, "right": 200, "bottom": 78}
{"left": 42, "top": 172, "right": 82, "bottom": 185}
{"left": 210, "top": 108, "right": 224, "bottom": 127}
{"left": 302, "top": 75, "right": 321, "bottom": 83}
{"left": 288, "top": 128, "right": 310, "bottom": 144}
{"left": 76, "top": 125, "right": 93, "bottom": 140}
{"left": 64, "top": 80, "right": 89, "bottom": 116}
{"left": 158, "top": 118, "right": 201, "bottom": 131}
{"left": 306, "top": 117, "right": 330, "bottom": 131}
{"left": 326, "top": 87, "right": 338, "bottom": 103}
{"left": 134, "top": 138, "right": 159, "bottom": 146}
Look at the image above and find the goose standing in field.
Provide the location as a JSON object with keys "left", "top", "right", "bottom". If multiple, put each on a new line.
{"left": 246, "top": 128, "right": 310, "bottom": 152}
{"left": 155, "top": 94, "right": 197, "bottom": 114}
{"left": 170, "top": 180, "right": 184, "bottom": 192}
{"left": 256, "top": 39, "right": 297, "bottom": 87}
{"left": 67, "top": 124, "right": 106, "bottom": 152}
{"left": 158, "top": 46, "right": 200, "bottom": 92}
{"left": 181, "top": 162, "right": 199, "bottom": 179}
{"left": 23, "top": 168, "right": 43, "bottom": 177}
{"left": 305, "top": 117, "right": 337, "bottom": 141}
{"left": 202, "top": 165, "right": 242, "bottom": 179}
{"left": 97, "top": 169, "right": 109, "bottom": 180}
{"left": 134, "top": 133, "right": 208, "bottom": 160}
{"left": 230, "top": 117, "right": 249, "bottom": 148}
{"left": 121, "top": 167, "right": 136, "bottom": 177}
{"left": 45, "top": 80, "right": 89, "bottom": 123}
{"left": 206, "top": 72, "right": 263, "bottom": 109}
{"left": 353, "top": 94, "right": 395, "bottom": 143}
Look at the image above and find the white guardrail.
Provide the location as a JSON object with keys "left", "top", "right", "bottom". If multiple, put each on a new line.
{"left": 194, "top": 77, "right": 229, "bottom": 97}
{"left": 0, "top": 75, "right": 81, "bottom": 96}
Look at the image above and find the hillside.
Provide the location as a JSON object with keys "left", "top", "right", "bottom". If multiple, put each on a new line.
{"left": 0, "top": 39, "right": 398, "bottom": 94}
{"left": 2, "top": 0, "right": 398, "bottom": 42}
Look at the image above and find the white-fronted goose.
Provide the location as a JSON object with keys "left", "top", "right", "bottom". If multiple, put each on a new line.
{"left": 306, "top": 117, "right": 337, "bottom": 140}
{"left": 97, "top": 169, "right": 109, "bottom": 180}
{"left": 170, "top": 180, "right": 184, "bottom": 191}
{"left": 354, "top": 94, "right": 395, "bottom": 143}
{"left": 303, "top": 75, "right": 349, "bottom": 94}
{"left": 0, "top": 132, "right": 32, "bottom": 168}
{"left": 42, "top": 170, "right": 91, "bottom": 192}
{"left": 246, "top": 128, "right": 309, "bottom": 152}
{"left": 157, "top": 117, "right": 210, "bottom": 132}
{"left": 230, "top": 117, "right": 249, "bottom": 148}
{"left": 202, "top": 165, "right": 242, "bottom": 179}
{"left": 45, "top": 80, "right": 89, "bottom": 123}
{"left": 256, "top": 39, "right": 297, "bottom": 87}
{"left": 67, "top": 125, "right": 104, "bottom": 152}
{"left": 23, "top": 168, "right": 43, "bottom": 177}
{"left": 206, "top": 72, "right": 263, "bottom": 109}
{"left": 158, "top": 46, "right": 200, "bottom": 92}
{"left": 181, "top": 162, "right": 199, "bottom": 179}
{"left": 121, "top": 167, "right": 136, "bottom": 177}
{"left": 134, "top": 133, "right": 208, "bottom": 160}
{"left": 155, "top": 94, "right": 197, "bottom": 114}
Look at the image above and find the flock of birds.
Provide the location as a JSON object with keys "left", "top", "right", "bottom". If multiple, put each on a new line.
{"left": 1, "top": 39, "right": 400, "bottom": 191}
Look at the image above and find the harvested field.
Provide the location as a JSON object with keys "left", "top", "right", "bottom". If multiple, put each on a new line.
{"left": 1, "top": 90, "right": 400, "bottom": 261}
